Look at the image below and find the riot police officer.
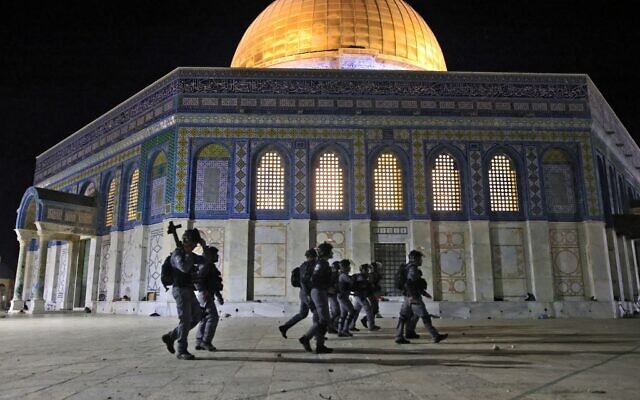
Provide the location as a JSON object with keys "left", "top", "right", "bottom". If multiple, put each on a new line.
{"left": 194, "top": 242, "right": 223, "bottom": 352}
{"left": 161, "top": 229, "right": 203, "bottom": 360}
{"left": 278, "top": 248, "right": 317, "bottom": 338}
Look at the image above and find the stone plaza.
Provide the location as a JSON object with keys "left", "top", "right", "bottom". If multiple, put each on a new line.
{"left": 1, "top": 313, "right": 639, "bottom": 399}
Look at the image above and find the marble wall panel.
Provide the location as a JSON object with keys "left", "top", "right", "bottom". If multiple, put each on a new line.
{"left": 491, "top": 227, "right": 527, "bottom": 299}
{"left": 549, "top": 227, "right": 585, "bottom": 298}
{"left": 435, "top": 231, "right": 467, "bottom": 301}
{"left": 254, "top": 224, "right": 287, "bottom": 297}
{"left": 98, "top": 238, "right": 111, "bottom": 301}
{"left": 119, "top": 230, "right": 137, "bottom": 300}
{"left": 146, "top": 227, "right": 164, "bottom": 294}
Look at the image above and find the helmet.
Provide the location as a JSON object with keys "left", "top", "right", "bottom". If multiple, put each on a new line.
{"left": 339, "top": 259, "right": 351, "bottom": 271}
{"left": 317, "top": 242, "right": 333, "bottom": 258}
{"left": 304, "top": 248, "right": 318, "bottom": 258}
{"left": 182, "top": 229, "right": 201, "bottom": 245}
{"left": 359, "top": 263, "right": 370, "bottom": 273}
{"left": 408, "top": 250, "right": 424, "bottom": 261}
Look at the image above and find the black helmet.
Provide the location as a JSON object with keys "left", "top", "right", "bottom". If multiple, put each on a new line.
{"left": 331, "top": 261, "right": 341, "bottom": 269}
{"left": 408, "top": 250, "right": 424, "bottom": 261}
{"left": 317, "top": 242, "right": 333, "bottom": 258}
{"left": 339, "top": 259, "right": 351, "bottom": 271}
{"left": 182, "top": 229, "right": 201, "bottom": 245}
{"left": 304, "top": 248, "right": 318, "bottom": 258}
{"left": 204, "top": 246, "right": 219, "bottom": 261}
{"left": 359, "top": 263, "right": 370, "bottom": 273}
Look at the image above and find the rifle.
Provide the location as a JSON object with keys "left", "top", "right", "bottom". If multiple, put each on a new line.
{"left": 167, "top": 221, "right": 183, "bottom": 249}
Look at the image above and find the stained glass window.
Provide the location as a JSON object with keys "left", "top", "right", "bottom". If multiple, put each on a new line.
{"left": 432, "top": 153, "right": 461, "bottom": 212}
{"left": 105, "top": 179, "right": 117, "bottom": 227}
{"left": 314, "top": 152, "right": 344, "bottom": 211}
{"left": 256, "top": 151, "right": 285, "bottom": 210}
{"left": 126, "top": 169, "right": 139, "bottom": 221}
{"left": 488, "top": 154, "right": 519, "bottom": 212}
{"left": 374, "top": 153, "right": 403, "bottom": 211}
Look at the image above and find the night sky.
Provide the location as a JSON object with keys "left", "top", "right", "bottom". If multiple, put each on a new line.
{"left": 1, "top": 1, "right": 638, "bottom": 269}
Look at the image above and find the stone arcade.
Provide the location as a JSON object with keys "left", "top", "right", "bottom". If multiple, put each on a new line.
{"left": 10, "top": 0, "right": 640, "bottom": 318}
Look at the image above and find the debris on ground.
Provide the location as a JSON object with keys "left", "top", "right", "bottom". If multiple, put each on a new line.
{"left": 492, "top": 345, "right": 500, "bottom": 351}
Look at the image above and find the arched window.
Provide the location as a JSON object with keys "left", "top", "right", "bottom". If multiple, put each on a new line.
{"left": 105, "top": 178, "right": 117, "bottom": 227}
{"left": 373, "top": 152, "right": 403, "bottom": 211}
{"left": 195, "top": 144, "right": 230, "bottom": 212}
{"left": 431, "top": 153, "right": 461, "bottom": 212}
{"left": 488, "top": 154, "right": 519, "bottom": 212}
{"left": 126, "top": 169, "right": 140, "bottom": 221}
{"left": 314, "top": 152, "right": 344, "bottom": 211}
{"left": 256, "top": 151, "right": 285, "bottom": 210}
{"left": 150, "top": 152, "right": 167, "bottom": 218}
{"left": 542, "top": 149, "right": 576, "bottom": 216}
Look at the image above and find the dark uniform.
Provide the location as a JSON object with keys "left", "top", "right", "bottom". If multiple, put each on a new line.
{"left": 395, "top": 251, "right": 447, "bottom": 344}
{"left": 350, "top": 266, "right": 379, "bottom": 331}
{"left": 299, "top": 242, "right": 334, "bottom": 354}
{"left": 278, "top": 249, "right": 317, "bottom": 338}
{"left": 194, "top": 246, "right": 223, "bottom": 351}
{"left": 337, "top": 260, "right": 355, "bottom": 336}
{"left": 162, "top": 241, "right": 203, "bottom": 360}
{"left": 327, "top": 261, "right": 341, "bottom": 331}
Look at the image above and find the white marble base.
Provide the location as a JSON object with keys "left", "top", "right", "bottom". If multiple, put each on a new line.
{"left": 27, "top": 299, "right": 46, "bottom": 314}
{"left": 8, "top": 299, "right": 25, "bottom": 313}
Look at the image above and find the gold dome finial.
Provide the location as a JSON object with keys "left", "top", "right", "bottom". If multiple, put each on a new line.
{"left": 231, "top": 0, "right": 447, "bottom": 71}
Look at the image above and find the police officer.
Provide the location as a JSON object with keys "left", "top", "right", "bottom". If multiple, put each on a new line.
{"left": 194, "top": 242, "right": 224, "bottom": 352}
{"left": 395, "top": 250, "right": 447, "bottom": 344}
{"left": 351, "top": 264, "right": 380, "bottom": 332}
{"left": 278, "top": 249, "right": 317, "bottom": 338}
{"left": 327, "top": 261, "right": 341, "bottom": 332}
{"left": 161, "top": 229, "right": 203, "bottom": 360}
{"left": 370, "top": 261, "right": 383, "bottom": 318}
{"left": 299, "top": 242, "right": 333, "bottom": 354}
{"left": 337, "top": 259, "right": 355, "bottom": 337}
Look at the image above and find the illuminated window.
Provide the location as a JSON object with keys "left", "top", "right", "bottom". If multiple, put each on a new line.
{"left": 432, "top": 153, "right": 461, "bottom": 212}
{"left": 256, "top": 151, "right": 285, "bottom": 210}
{"left": 105, "top": 179, "right": 117, "bottom": 227}
{"left": 488, "top": 154, "right": 519, "bottom": 212}
{"left": 314, "top": 152, "right": 344, "bottom": 211}
{"left": 374, "top": 153, "right": 403, "bottom": 211}
{"left": 126, "top": 169, "right": 139, "bottom": 221}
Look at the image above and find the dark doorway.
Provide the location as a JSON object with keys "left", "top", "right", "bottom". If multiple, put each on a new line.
{"left": 73, "top": 239, "right": 90, "bottom": 308}
{"left": 373, "top": 243, "right": 407, "bottom": 296}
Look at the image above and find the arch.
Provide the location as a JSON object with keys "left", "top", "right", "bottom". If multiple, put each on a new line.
{"left": 368, "top": 146, "right": 408, "bottom": 214}
{"left": 16, "top": 187, "right": 42, "bottom": 230}
{"left": 192, "top": 143, "right": 231, "bottom": 215}
{"left": 310, "top": 144, "right": 350, "bottom": 214}
{"left": 486, "top": 150, "right": 521, "bottom": 213}
{"left": 80, "top": 180, "right": 97, "bottom": 198}
{"left": 541, "top": 147, "right": 578, "bottom": 218}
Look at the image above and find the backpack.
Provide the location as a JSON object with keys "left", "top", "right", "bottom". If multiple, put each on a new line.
{"left": 394, "top": 263, "right": 408, "bottom": 290}
{"left": 290, "top": 266, "right": 301, "bottom": 288}
{"left": 299, "top": 262, "right": 314, "bottom": 290}
{"left": 160, "top": 255, "right": 173, "bottom": 290}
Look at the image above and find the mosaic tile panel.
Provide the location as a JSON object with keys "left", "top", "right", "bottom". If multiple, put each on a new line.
{"left": 294, "top": 144, "right": 308, "bottom": 215}
{"left": 146, "top": 229, "right": 163, "bottom": 293}
{"left": 354, "top": 134, "right": 367, "bottom": 214}
{"left": 550, "top": 228, "right": 584, "bottom": 298}
{"left": 525, "top": 146, "right": 543, "bottom": 216}
{"left": 469, "top": 149, "right": 485, "bottom": 216}
{"left": 150, "top": 177, "right": 166, "bottom": 217}
{"left": 234, "top": 142, "right": 249, "bottom": 214}
{"left": 435, "top": 231, "right": 467, "bottom": 300}
{"left": 195, "top": 159, "right": 229, "bottom": 212}
{"left": 98, "top": 239, "right": 111, "bottom": 301}
{"left": 544, "top": 164, "right": 577, "bottom": 214}
{"left": 412, "top": 136, "right": 427, "bottom": 215}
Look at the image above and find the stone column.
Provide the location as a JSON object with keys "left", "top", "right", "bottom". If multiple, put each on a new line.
{"left": 631, "top": 240, "right": 640, "bottom": 300}
{"left": 581, "top": 222, "right": 614, "bottom": 302}
{"left": 224, "top": 219, "right": 250, "bottom": 301}
{"left": 61, "top": 237, "right": 80, "bottom": 310}
{"left": 605, "top": 228, "right": 624, "bottom": 300}
{"left": 84, "top": 236, "right": 102, "bottom": 309}
{"left": 29, "top": 232, "right": 51, "bottom": 314}
{"left": 525, "top": 221, "right": 555, "bottom": 302}
{"left": 616, "top": 235, "right": 632, "bottom": 301}
{"left": 468, "top": 220, "right": 494, "bottom": 301}
{"left": 411, "top": 220, "right": 434, "bottom": 296}
{"left": 350, "top": 220, "right": 372, "bottom": 267}
{"left": 9, "top": 231, "right": 30, "bottom": 312}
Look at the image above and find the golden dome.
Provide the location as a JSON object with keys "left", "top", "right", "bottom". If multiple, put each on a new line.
{"left": 231, "top": 0, "right": 447, "bottom": 71}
